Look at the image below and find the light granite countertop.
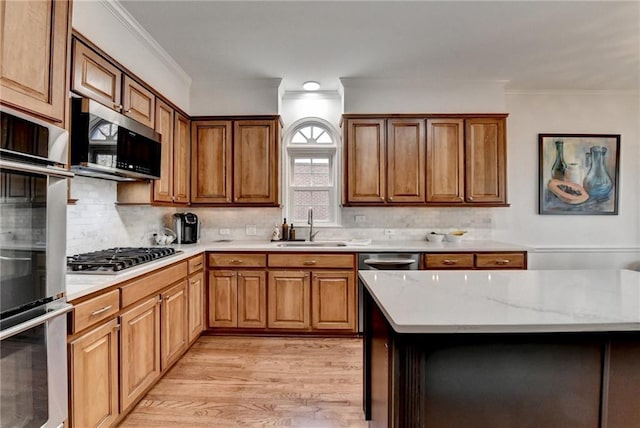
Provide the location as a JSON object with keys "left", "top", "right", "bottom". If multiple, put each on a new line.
{"left": 66, "top": 239, "right": 528, "bottom": 301}
{"left": 359, "top": 269, "right": 640, "bottom": 334}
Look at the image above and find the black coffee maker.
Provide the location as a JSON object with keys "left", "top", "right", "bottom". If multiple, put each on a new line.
{"left": 173, "top": 212, "right": 200, "bottom": 244}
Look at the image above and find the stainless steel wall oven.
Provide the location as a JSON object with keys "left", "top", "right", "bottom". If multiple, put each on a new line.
{"left": 1, "top": 106, "right": 73, "bottom": 428}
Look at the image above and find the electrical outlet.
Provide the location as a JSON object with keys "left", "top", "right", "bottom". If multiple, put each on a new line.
{"left": 355, "top": 215, "right": 366, "bottom": 223}
{"left": 245, "top": 225, "right": 257, "bottom": 235}
{"left": 384, "top": 229, "right": 395, "bottom": 236}
{"left": 219, "top": 228, "right": 231, "bottom": 235}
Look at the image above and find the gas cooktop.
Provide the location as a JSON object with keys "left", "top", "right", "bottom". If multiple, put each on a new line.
{"left": 67, "top": 247, "right": 179, "bottom": 274}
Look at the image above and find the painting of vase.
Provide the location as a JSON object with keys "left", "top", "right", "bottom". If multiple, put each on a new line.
{"left": 539, "top": 134, "right": 620, "bottom": 215}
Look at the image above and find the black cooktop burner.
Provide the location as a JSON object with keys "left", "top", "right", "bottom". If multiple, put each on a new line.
{"left": 67, "top": 247, "right": 177, "bottom": 274}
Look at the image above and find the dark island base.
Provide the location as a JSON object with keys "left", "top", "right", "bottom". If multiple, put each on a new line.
{"left": 363, "top": 290, "right": 640, "bottom": 428}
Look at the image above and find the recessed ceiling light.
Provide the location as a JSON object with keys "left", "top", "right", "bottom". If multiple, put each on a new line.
{"left": 303, "top": 81, "right": 320, "bottom": 91}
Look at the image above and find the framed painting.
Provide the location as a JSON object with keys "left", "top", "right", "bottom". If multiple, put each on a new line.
{"left": 539, "top": 134, "right": 620, "bottom": 215}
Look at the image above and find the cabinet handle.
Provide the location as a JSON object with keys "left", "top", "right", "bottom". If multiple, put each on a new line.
{"left": 113, "top": 104, "right": 122, "bottom": 111}
{"left": 90, "top": 305, "right": 112, "bottom": 316}
{"left": 190, "top": 279, "right": 199, "bottom": 285}
{"left": 115, "top": 324, "right": 121, "bottom": 331}
{"left": 192, "top": 262, "right": 203, "bottom": 269}
{"left": 389, "top": 197, "right": 393, "bottom": 201}
{"left": 230, "top": 259, "right": 243, "bottom": 264}
{"left": 443, "top": 259, "right": 458, "bottom": 265}
{"left": 125, "top": 109, "right": 132, "bottom": 113}
{"left": 237, "top": 273, "right": 242, "bottom": 277}
{"left": 303, "top": 260, "right": 317, "bottom": 265}
{"left": 495, "top": 259, "right": 511, "bottom": 265}
{"left": 158, "top": 296, "right": 162, "bottom": 303}
{"left": 304, "top": 273, "right": 309, "bottom": 277}
{"left": 468, "top": 196, "right": 474, "bottom": 201}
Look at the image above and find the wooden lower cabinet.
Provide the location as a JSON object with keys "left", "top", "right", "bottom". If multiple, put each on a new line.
{"left": 161, "top": 281, "right": 188, "bottom": 370}
{"left": 311, "top": 271, "right": 356, "bottom": 330}
{"left": 119, "top": 295, "right": 161, "bottom": 412}
{"left": 267, "top": 271, "right": 310, "bottom": 330}
{"left": 208, "top": 269, "right": 267, "bottom": 328}
{"left": 70, "top": 319, "right": 119, "bottom": 428}
{"left": 423, "top": 251, "right": 527, "bottom": 270}
{"left": 187, "top": 271, "right": 205, "bottom": 343}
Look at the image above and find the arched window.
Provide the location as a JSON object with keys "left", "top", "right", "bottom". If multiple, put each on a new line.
{"left": 283, "top": 118, "right": 341, "bottom": 228}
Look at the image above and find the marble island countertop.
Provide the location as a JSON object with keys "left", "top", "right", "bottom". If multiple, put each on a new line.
{"left": 360, "top": 269, "right": 640, "bottom": 334}
{"left": 66, "top": 239, "right": 527, "bottom": 301}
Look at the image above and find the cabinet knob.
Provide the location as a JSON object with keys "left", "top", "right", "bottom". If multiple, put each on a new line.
{"left": 125, "top": 109, "right": 132, "bottom": 114}
{"left": 468, "top": 196, "right": 474, "bottom": 201}
{"left": 113, "top": 104, "right": 122, "bottom": 111}
{"left": 389, "top": 197, "right": 393, "bottom": 201}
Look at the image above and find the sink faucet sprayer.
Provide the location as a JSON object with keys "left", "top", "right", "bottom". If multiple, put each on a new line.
{"left": 307, "top": 207, "right": 319, "bottom": 241}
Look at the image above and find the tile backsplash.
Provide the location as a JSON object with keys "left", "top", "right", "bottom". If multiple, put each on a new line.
{"left": 67, "top": 177, "right": 497, "bottom": 254}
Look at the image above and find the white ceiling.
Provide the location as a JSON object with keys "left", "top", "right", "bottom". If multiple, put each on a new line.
{"left": 119, "top": 0, "right": 639, "bottom": 92}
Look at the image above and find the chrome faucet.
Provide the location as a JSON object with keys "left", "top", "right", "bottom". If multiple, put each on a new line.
{"left": 307, "top": 207, "right": 319, "bottom": 241}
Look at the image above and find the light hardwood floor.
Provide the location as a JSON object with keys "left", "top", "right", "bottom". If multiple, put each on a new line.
{"left": 118, "top": 336, "right": 368, "bottom": 428}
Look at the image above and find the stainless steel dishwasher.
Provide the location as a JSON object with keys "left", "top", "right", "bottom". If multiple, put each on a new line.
{"left": 357, "top": 252, "right": 420, "bottom": 332}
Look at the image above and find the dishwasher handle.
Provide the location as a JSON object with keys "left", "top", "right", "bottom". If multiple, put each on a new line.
{"left": 363, "top": 258, "right": 418, "bottom": 268}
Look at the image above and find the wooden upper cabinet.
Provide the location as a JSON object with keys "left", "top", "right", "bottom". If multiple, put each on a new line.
{"left": 153, "top": 99, "right": 175, "bottom": 203}
{"left": 191, "top": 120, "right": 233, "bottom": 203}
{"left": 345, "top": 119, "right": 386, "bottom": 203}
{"left": 426, "top": 119, "right": 465, "bottom": 203}
{"left": 387, "top": 119, "right": 425, "bottom": 203}
{"left": 72, "top": 39, "right": 122, "bottom": 111}
{"left": 234, "top": 120, "right": 278, "bottom": 204}
{"left": 123, "top": 76, "right": 155, "bottom": 129}
{"left": 465, "top": 118, "right": 506, "bottom": 204}
{"left": 173, "top": 113, "right": 191, "bottom": 203}
{"left": 0, "top": 0, "right": 70, "bottom": 123}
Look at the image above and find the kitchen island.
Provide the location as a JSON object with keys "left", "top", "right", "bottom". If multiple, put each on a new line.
{"left": 360, "top": 269, "right": 640, "bottom": 428}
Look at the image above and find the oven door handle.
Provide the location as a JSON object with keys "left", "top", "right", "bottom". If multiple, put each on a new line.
{"left": 363, "top": 259, "right": 417, "bottom": 267}
{"left": 0, "top": 159, "right": 74, "bottom": 179}
{"left": 0, "top": 303, "right": 73, "bottom": 341}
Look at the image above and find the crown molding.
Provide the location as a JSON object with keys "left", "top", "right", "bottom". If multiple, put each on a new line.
{"left": 99, "top": 0, "right": 192, "bottom": 88}
{"left": 505, "top": 88, "right": 639, "bottom": 96}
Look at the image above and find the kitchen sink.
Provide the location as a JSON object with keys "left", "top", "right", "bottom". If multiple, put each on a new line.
{"left": 276, "top": 241, "right": 348, "bottom": 247}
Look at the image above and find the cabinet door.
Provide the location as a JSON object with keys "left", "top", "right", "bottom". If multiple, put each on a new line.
{"left": 387, "top": 119, "right": 425, "bottom": 203}
{"left": 465, "top": 118, "right": 506, "bottom": 203}
{"left": 161, "top": 281, "right": 188, "bottom": 370}
{"left": 208, "top": 270, "right": 238, "bottom": 328}
{"left": 0, "top": 0, "right": 69, "bottom": 123}
{"left": 70, "top": 319, "right": 119, "bottom": 428}
{"left": 312, "top": 271, "right": 356, "bottom": 331}
{"left": 233, "top": 120, "right": 278, "bottom": 204}
{"left": 267, "top": 271, "right": 310, "bottom": 330}
{"left": 426, "top": 119, "right": 464, "bottom": 203}
{"left": 71, "top": 39, "right": 122, "bottom": 111}
{"left": 237, "top": 270, "right": 266, "bottom": 328}
{"left": 345, "top": 119, "right": 386, "bottom": 203}
{"left": 173, "top": 112, "right": 191, "bottom": 204}
{"left": 191, "top": 121, "right": 232, "bottom": 203}
{"left": 153, "top": 99, "right": 175, "bottom": 203}
{"left": 120, "top": 296, "right": 161, "bottom": 412}
{"left": 122, "top": 76, "right": 155, "bottom": 128}
{"left": 187, "top": 271, "right": 204, "bottom": 342}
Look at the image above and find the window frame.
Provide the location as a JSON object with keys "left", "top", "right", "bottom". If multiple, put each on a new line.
{"left": 282, "top": 118, "right": 342, "bottom": 228}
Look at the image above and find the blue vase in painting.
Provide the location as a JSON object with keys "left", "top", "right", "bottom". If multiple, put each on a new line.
{"left": 582, "top": 146, "right": 613, "bottom": 200}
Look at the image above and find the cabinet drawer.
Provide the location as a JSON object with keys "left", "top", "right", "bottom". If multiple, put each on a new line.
{"left": 424, "top": 253, "right": 474, "bottom": 269}
{"left": 121, "top": 262, "right": 188, "bottom": 307}
{"left": 475, "top": 253, "right": 526, "bottom": 269}
{"left": 188, "top": 254, "right": 204, "bottom": 273}
{"left": 209, "top": 253, "right": 266, "bottom": 268}
{"left": 72, "top": 289, "right": 120, "bottom": 333}
{"left": 268, "top": 253, "right": 355, "bottom": 269}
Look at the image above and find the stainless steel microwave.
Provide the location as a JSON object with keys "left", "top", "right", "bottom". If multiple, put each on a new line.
{"left": 70, "top": 98, "right": 162, "bottom": 181}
